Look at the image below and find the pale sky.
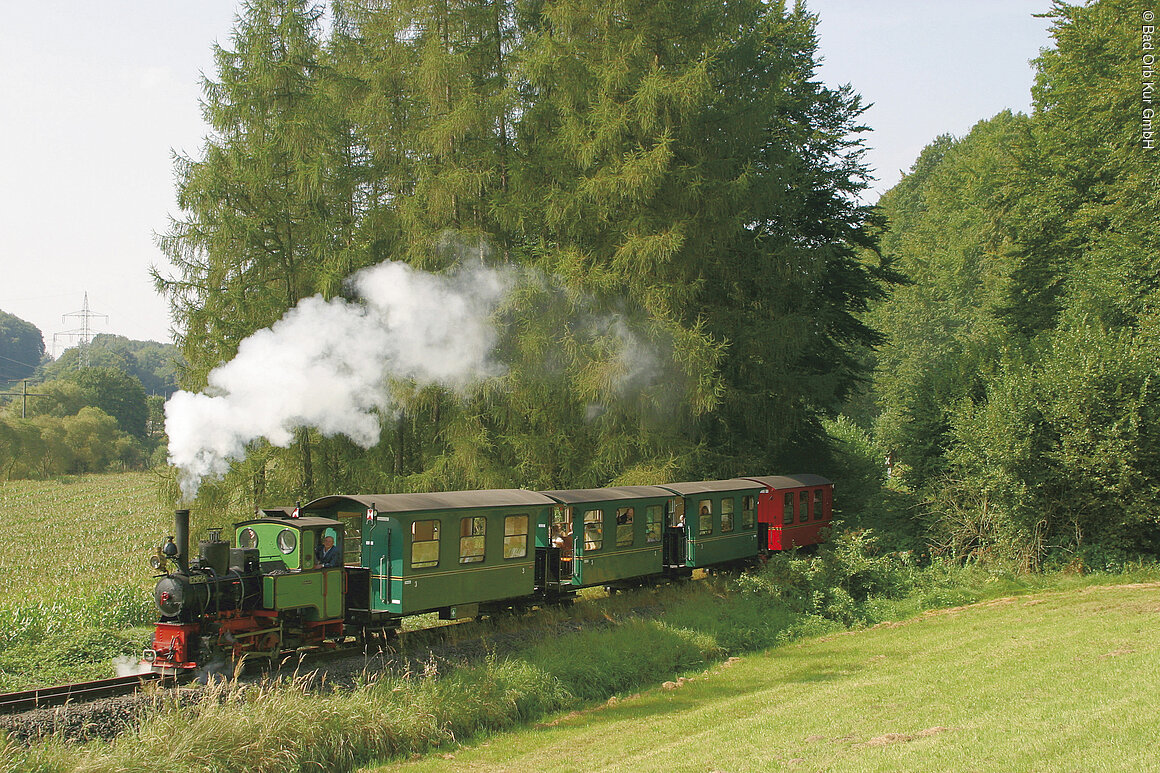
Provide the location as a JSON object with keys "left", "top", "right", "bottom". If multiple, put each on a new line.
{"left": 0, "top": 1, "right": 1054, "bottom": 351}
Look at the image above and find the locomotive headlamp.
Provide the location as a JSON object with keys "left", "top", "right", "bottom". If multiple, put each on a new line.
{"left": 151, "top": 537, "right": 178, "bottom": 571}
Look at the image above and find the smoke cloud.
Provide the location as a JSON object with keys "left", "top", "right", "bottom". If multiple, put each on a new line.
{"left": 166, "top": 261, "right": 511, "bottom": 496}
{"left": 166, "top": 259, "right": 683, "bottom": 498}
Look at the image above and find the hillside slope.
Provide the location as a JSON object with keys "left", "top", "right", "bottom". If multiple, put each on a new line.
{"left": 385, "top": 583, "right": 1160, "bottom": 772}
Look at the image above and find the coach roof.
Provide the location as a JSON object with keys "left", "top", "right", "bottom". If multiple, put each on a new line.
{"left": 304, "top": 489, "right": 556, "bottom": 514}
{"left": 659, "top": 478, "right": 765, "bottom": 496}
{"left": 743, "top": 474, "right": 832, "bottom": 490}
{"left": 539, "top": 485, "right": 675, "bottom": 504}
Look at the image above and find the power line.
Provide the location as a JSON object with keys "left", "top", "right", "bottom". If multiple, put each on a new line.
{"left": 1, "top": 380, "right": 47, "bottom": 419}
{"left": 0, "top": 353, "right": 41, "bottom": 369}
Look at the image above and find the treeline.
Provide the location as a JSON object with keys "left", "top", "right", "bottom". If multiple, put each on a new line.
{"left": 0, "top": 329, "right": 181, "bottom": 479}
{"left": 864, "top": 0, "right": 1160, "bottom": 567}
{"left": 155, "top": 0, "right": 888, "bottom": 508}
{"left": 156, "top": 0, "right": 1159, "bottom": 567}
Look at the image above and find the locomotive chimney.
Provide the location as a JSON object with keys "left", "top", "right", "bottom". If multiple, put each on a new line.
{"left": 174, "top": 509, "right": 190, "bottom": 573}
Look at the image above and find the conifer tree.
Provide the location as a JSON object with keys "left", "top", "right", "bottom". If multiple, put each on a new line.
{"left": 156, "top": 0, "right": 336, "bottom": 497}
{"left": 515, "top": 0, "right": 885, "bottom": 476}
{"left": 159, "top": 0, "right": 889, "bottom": 500}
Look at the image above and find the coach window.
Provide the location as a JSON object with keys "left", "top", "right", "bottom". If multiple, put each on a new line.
{"left": 459, "top": 516, "right": 486, "bottom": 563}
{"left": 615, "top": 507, "right": 635, "bottom": 546}
{"left": 783, "top": 492, "right": 794, "bottom": 525}
{"left": 411, "top": 519, "right": 440, "bottom": 568}
{"left": 504, "top": 514, "right": 529, "bottom": 559}
{"left": 583, "top": 509, "right": 604, "bottom": 551}
{"left": 813, "top": 490, "right": 824, "bottom": 521}
{"left": 552, "top": 506, "right": 573, "bottom": 535}
{"left": 335, "top": 511, "right": 364, "bottom": 565}
{"left": 800, "top": 492, "right": 812, "bottom": 523}
{"left": 721, "top": 498, "right": 735, "bottom": 533}
{"left": 343, "top": 522, "right": 362, "bottom": 565}
{"left": 741, "top": 496, "right": 755, "bottom": 530}
{"left": 698, "top": 499, "right": 713, "bottom": 536}
{"left": 645, "top": 505, "right": 663, "bottom": 543}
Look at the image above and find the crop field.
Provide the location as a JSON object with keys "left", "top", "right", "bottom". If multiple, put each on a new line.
{"left": 0, "top": 472, "right": 170, "bottom": 604}
{"left": 0, "top": 473, "right": 178, "bottom": 689}
{"left": 379, "top": 583, "right": 1160, "bottom": 772}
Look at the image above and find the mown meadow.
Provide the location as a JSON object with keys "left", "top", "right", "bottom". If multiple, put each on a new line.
{"left": 383, "top": 582, "right": 1160, "bottom": 772}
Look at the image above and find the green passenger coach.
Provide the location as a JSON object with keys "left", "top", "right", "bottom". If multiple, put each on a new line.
{"left": 658, "top": 479, "right": 765, "bottom": 569}
{"left": 539, "top": 486, "right": 675, "bottom": 590}
{"left": 302, "top": 490, "right": 555, "bottom": 635}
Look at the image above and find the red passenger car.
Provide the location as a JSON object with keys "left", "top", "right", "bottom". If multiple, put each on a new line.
{"left": 744, "top": 474, "right": 833, "bottom": 551}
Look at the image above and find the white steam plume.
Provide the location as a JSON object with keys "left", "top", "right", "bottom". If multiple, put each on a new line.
{"left": 113, "top": 654, "right": 153, "bottom": 677}
{"left": 166, "top": 261, "right": 511, "bottom": 496}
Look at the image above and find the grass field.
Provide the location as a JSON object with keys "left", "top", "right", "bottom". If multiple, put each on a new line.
{"left": 379, "top": 583, "right": 1160, "bottom": 772}
{"left": 0, "top": 472, "right": 170, "bottom": 604}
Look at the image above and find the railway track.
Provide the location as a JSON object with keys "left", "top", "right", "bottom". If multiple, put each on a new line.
{"left": 0, "top": 642, "right": 367, "bottom": 716}
{"left": 0, "top": 672, "right": 182, "bottom": 714}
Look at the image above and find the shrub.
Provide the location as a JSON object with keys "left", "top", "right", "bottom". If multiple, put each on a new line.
{"left": 738, "top": 530, "right": 918, "bottom": 626}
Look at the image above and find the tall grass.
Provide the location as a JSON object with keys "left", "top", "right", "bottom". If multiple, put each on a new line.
{"left": 519, "top": 619, "right": 719, "bottom": 701}
{"left": 4, "top": 659, "right": 573, "bottom": 773}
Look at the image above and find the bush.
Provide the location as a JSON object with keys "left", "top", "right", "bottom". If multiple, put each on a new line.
{"left": 738, "top": 530, "right": 918, "bottom": 626}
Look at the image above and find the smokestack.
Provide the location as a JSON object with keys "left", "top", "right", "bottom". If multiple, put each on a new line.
{"left": 175, "top": 509, "right": 190, "bottom": 573}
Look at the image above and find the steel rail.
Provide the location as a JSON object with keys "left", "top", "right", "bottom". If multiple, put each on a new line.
{"left": 0, "top": 672, "right": 175, "bottom": 714}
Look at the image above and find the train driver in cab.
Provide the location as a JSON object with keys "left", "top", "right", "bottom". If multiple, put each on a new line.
{"left": 316, "top": 534, "right": 341, "bottom": 567}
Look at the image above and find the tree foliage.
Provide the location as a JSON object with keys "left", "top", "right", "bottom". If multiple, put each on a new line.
{"left": 870, "top": 112, "right": 1027, "bottom": 488}
{"left": 67, "top": 367, "right": 149, "bottom": 440}
{"left": 0, "top": 310, "right": 45, "bottom": 384}
{"left": 871, "top": 0, "right": 1160, "bottom": 564}
{"left": 0, "top": 408, "right": 141, "bottom": 479}
{"left": 39, "top": 335, "right": 180, "bottom": 397}
{"left": 156, "top": 0, "right": 888, "bottom": 507}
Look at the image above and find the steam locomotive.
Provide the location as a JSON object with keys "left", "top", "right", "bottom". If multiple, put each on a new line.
{"left": 143, "top": 475, "right": 832, "bottom": 672}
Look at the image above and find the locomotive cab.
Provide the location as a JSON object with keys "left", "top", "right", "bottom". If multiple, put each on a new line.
{"left": 234, "top": 516, "right": 344, "bottom": 574}
{"left": 231, "top": 515, "right": 347, "bottom": 627}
